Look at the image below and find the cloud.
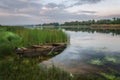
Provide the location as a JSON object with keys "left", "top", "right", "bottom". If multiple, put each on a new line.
{"left": 66, "top": 0, "right": 104, "bottom": 7}
{"left": 0, "top": 0, "right": 28, "bottom": 10}
{"left": 45, "top": 3, "right": 65, "bottom": 9}
{"left": 80, "top": 0, "right": 103, "bottom": 4}
{"left": 0, "top": 0, "right": 70, "bottom": 24}
{"left": 0, "top": 0, "right": 42, "bottom": 12}
{"left": 99, "top": 14, "right": 120, "bottom": 19}
{"left": 0, "top": 0, "right": 103, "bottom": 12}
{"left": 0, "top": 0, "right": 119, "bottom": 25}
{"left": 80, "top": 10, "right": 97, "bottom": 14}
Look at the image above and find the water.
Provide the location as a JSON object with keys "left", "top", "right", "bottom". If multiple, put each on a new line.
{"left": 42, "top": 30, "right": 120, "bottom": 75}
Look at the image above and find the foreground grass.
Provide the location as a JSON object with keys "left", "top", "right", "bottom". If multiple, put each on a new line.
{"left": 0, "top": 57, "right": 74, "bottom": 80}
{"left": 0, "top": 56, "right": 110, "bottom": 80}
{"left": 0, "top": 26, "right": 75, "bottom": 80}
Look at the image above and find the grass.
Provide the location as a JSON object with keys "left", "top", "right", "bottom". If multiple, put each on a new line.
{"left": 0, "top": 57, "right": 74, "bottom": 80}
{"left": 0, "top": 31, "right": 20, "bottom": 57}
{"left": 20, "top": 29, "right": 68, "bottom": 46}
{"left": 0, "top": 26, "right": 68, "bottom": 46}
{"left": 0, "top": 26, "right": 74, "bottom": 80}
{"left": 0, "top": 26, "right": 68, "bottom": 57}
{"left": 0, "top": 56, "right": 111, "bottom": 80}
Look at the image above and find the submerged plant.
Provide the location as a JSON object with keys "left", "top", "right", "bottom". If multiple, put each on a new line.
{"left": 89, "top": 58, "right": 104, "bottom": 65}
{"left": 101, "top": 73, "right": 116, "bottom": 80}
{"left": 105, "top": 56, "right": 117, "bottom": 63}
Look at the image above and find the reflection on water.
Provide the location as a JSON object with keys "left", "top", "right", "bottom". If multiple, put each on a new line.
{"left": 42, "top": 31, "right": 120, "bottom": 75}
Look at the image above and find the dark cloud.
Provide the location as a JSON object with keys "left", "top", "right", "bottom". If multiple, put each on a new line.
{"left": 0, "top": 0, "right": 102, "bottom": 15}
{"left": 0, "top": 0, "right": 28, "bottom": 11}
{"left": 45, "top": 3, "right": 65, "bottom": 9}
{"left": 0, "top": 0, "right": 67, "bottom": 21}
{"left": 80, "top": 11, "right": 97, "bottom": 14}
{"left": 0, "top": 0, "right": 43, "bottom": 13}
{"left": 68, "top": 0, "right": 104, "bottom": 7}
{"left": 80, "top": 0, "right": 103, "bottom": 4}
{"left": 46, "top": 3, "right": 58, "bottom": 8}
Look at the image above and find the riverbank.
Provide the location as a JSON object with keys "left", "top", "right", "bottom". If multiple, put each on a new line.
{"left": 91, "top": 24, "right": 120, "bottom": 30}
{"left": 61, "top": 24, "right": 120, "bottom": 30}
{"left": 0, "top": 26, "right": 74, "bottom": 80}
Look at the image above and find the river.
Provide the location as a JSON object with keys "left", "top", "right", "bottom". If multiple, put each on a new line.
{"left": 42, "top": 30, "right": 120, "bottom": 75}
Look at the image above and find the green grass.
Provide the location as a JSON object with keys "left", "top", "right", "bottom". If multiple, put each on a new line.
{"left": 0, "top": 57, "right": 111, "bottom": 80}
{"left": 20, "top": 29, "right": 68, "bottom": 46}
{"left": 0, "top": 26, "right": 72, "bottom": 80}
{"left": 0, "top": 57, "right": 74, "bottom": 80}
{"left": 0, "top": 26, "right": 68, "bottom": 57}
{"left": 0, "top": 31, "right": 20, "bottom": 57}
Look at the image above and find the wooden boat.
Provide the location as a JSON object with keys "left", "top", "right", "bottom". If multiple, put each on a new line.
{"left": 15, "top": 43, "right": 66, "bottom": 57}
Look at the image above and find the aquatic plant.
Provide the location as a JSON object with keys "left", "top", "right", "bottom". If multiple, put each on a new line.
{"left": 14, "top": 28, "right": 68, "bottom": 47}
{"left": 105, "top": 56, "right": 117, "bottom": 63}
{"left": 89, "top": 58, "right": 104, "bottom": 65}
{"left": 101, "top": 73, "right": 116, "bottom": 80}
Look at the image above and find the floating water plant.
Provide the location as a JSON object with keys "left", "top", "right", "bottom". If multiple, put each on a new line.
{"left": 90, "top": 58, "right": 104, "bottom": 65}
{"left": 105, "top": 56, "right": 117, "bottom": 63}
{"left": 101, "top": 73, "right": 116, "bottom": 80}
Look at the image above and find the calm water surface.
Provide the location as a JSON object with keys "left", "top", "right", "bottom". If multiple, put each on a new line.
{"left": 42, "top": 31, "right": 120, "bottom": 74}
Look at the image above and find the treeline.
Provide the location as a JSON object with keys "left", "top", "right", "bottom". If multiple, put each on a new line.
{"left": 36, "top": 23, "right": 59, "bottom": 27}
{"left": 62, "top": 18, "right": 120, "bottom": 26}
{"left": 35, "top": 18, "right": 120, "bottom": 27}
{"left": 1, "top": 18, "right": 119, "bottom": 27}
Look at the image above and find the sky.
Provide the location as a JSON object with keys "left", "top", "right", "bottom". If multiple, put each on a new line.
{"left": 0, "top": 0, "right": 120, "bottom": 25}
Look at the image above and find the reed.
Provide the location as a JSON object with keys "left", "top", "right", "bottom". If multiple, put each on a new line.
{"left": 19, "top": 29, "right": 68, "bottom": 47}
{"left": 0, "top": 26, "right": 68, "bottom": 57}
